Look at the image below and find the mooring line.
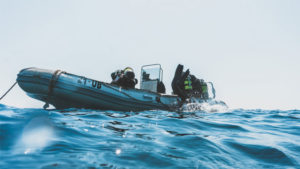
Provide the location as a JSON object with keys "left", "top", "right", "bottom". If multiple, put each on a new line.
{"left": 0, "top": 81, "right": 17, "bottom": 101}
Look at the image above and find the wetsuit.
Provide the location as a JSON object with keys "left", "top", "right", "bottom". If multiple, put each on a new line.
{"left": 111, "top": 69, "right": 137, "bottom": 89}
{"left": 172, "top": 64, "right": 190, "bottom": 100}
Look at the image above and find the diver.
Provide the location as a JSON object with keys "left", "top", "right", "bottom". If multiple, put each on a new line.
{"left": 186, "top": 75, "right": 209, "bottom": 99}
{"left": 172, "top": 64, "right": 209, "bottom": 101}
{"left": 111, "top": 67, "right": 138, "bottom": 89}
{"left": 171, "top": 64, "right": 189, "bottom": 100}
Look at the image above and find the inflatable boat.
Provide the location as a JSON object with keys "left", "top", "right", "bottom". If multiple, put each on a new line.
{"left": 17, "top": 65, "right": 218, "bottom": 111}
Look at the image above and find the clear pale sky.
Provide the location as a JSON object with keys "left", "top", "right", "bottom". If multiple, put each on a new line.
{"left": 0, "top": 0, "right": 299, "bottom": 110}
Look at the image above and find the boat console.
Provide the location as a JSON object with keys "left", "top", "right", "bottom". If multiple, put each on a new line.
{"left": 140, "top": 64, "right": 163, "bottom": 93}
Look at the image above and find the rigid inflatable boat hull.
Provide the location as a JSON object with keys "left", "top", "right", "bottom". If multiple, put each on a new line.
{"left": 17, "top": 68, "right": 181, "bottom": 111}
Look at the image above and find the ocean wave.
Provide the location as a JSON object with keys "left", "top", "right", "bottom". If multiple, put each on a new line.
{"left": 0, "top": 104, "right": 299, "bottom": 168}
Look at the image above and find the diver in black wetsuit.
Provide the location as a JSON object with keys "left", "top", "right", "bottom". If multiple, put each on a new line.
{"left": 172, "top": 64, "right": 208, "bottom": 101}
{"left": 111, "top": 67, "right": 138, "bottom": 89}
{"left": 172, "top": 64, "right": 189, "bottom": 100}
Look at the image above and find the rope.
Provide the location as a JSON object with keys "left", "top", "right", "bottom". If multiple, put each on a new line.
{"left": 0, "top": 81, "right": 17, "bottom": 101}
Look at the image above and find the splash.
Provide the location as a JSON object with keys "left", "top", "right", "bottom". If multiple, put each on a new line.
{"left": 180, "top": 99, "right": 228, "bottom": 113}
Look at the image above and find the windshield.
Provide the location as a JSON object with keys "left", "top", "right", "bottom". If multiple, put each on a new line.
{"left": 141, "top": 64, "right": 162, "bottom": 82}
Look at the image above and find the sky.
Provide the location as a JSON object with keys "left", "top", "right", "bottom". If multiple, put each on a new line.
{"left": 0, "top": 0, "right": 299, "bottom": 110}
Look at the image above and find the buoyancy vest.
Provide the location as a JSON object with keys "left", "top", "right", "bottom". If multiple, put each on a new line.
{"left": 184, "top": 75, "right": 193, "bottom": 90}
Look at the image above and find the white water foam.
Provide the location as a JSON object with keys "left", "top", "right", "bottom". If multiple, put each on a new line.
{"left": 180, "top": 100, "right": 228, "bottom": 113}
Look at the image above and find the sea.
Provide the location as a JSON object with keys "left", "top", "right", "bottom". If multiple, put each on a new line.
{"left": 0, "top": 103, "right": 299, "bottom": 169}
